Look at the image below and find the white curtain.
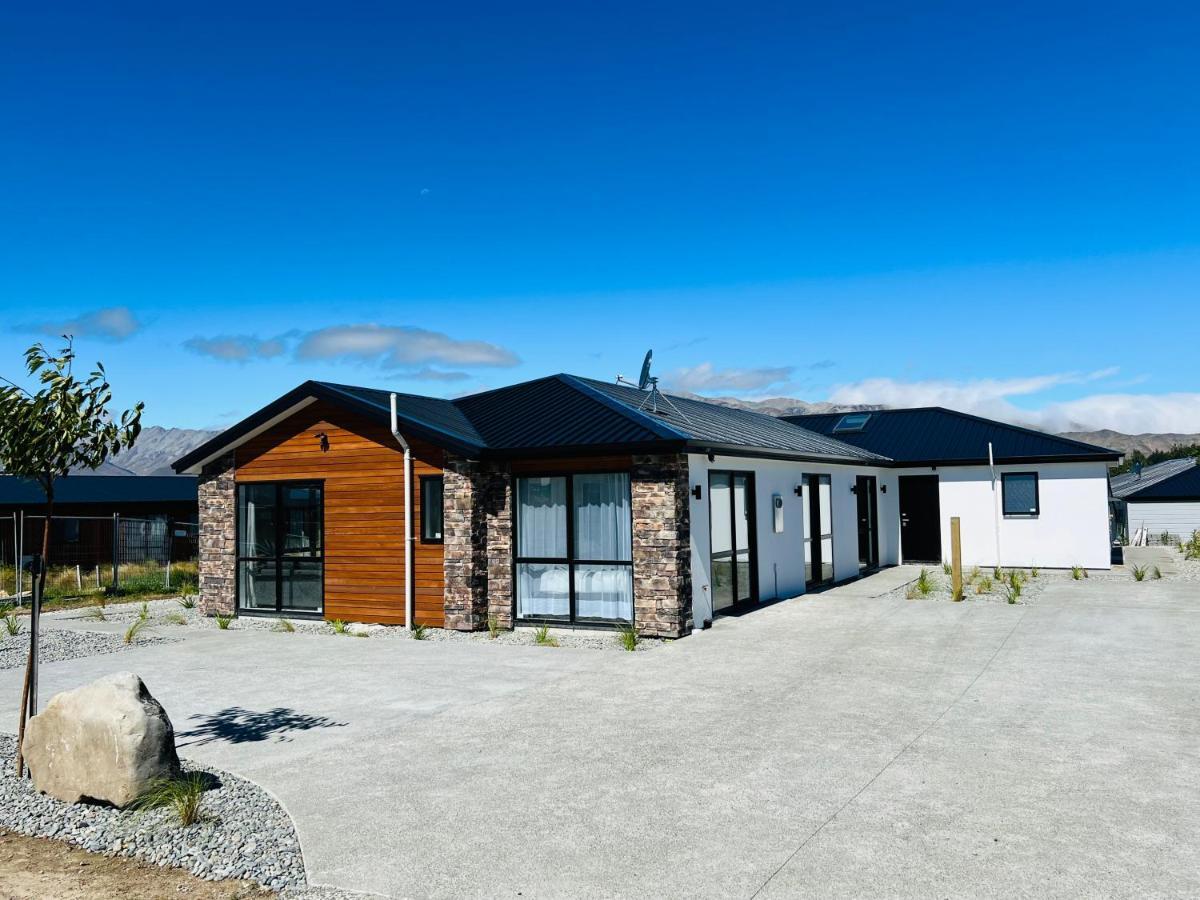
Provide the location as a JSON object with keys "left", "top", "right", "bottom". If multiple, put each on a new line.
{"left": 574, "top": 564, "right": 633, "bottom": 620}
{"left": 516, "top": 563, "right": 569, "bottom": 616}
{"left": 572, "top": 473, "right": 631, "bottom": 561}
{"left": 517, "top": 477, "right": 567, "bottom": 557}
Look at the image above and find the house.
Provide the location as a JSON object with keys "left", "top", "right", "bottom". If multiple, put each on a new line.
{"left": 786, "top": 408, "right": 1120, "bottom": 571}
{"left": 0, "top": 475, "right": 198, "bottom": 569}
{"left": 174, "top": 380, "right": 1120, "bottom": 637}
{"left": 1110, "top": 457, "right": 1200, "bottom": 543}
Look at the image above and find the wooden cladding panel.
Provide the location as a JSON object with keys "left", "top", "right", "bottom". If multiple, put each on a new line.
{"left": 235, "top": 400, "right": 445, "bottom": 626}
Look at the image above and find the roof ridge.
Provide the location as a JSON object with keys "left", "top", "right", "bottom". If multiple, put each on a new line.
{"left": 556, "top": 375, "right": 692, "bottom": 442}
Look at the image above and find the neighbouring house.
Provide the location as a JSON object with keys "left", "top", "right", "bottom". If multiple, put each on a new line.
{"left": 786, "top": 408, "right": 1120, "bottom": 571}
{"left": 174, "top": 379, "right": 1120, "bottom": 637}
{"left": 0, "top": 475, "right": 199, "bottom": 569}
{"left": 1110, "top": 457, "right": 1200, "bottom": 542}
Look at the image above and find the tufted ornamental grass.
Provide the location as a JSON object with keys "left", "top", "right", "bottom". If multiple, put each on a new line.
{"left": 487, "top": 614, "right": 500, "bottom": 639}
{"left": 616, "top": 621, "right": 638, "bottom": 651}
{"left": 4, "top": 614, "right": 23, "bottom": 637}
{"left": 1132, "top": 565, "right": 1148, "bottom": 582}
{"left": 533, "top": 624, "right": 559, "bottom": 647}
{"left": 124, "top": 617, "right": 151, "bottom": 644}
{"left": 214, "top": 613, "right": 234, "bottom": 630}
{"left": 915, "top": 568, "right": 935, "bottom": 596}
{"left": 1070, "top": 565, "right": 1086, "bottom": 580}
{"left": 131, "top": 772, "right": 209, "bottom": 827}
{"left": 273, "top": 618, "right": 296, "bottom": 633}
{"left": 976, "top": 576, "right": 993, "bottom": 595}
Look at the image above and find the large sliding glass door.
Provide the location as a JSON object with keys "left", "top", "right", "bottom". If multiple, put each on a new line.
{"left": 515, "top": 472, "right": 633, "bottom": 624}
{"left": 709, "top": 471, "right": 757, "bottom": 612}
{"left": 237, "top": 482, "right": 323, "bottom": 615}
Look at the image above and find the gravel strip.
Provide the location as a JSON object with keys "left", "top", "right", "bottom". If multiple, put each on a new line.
{"left": 0, "top": 629, "right": 179, "bottom": 671}
{"left": 0, "top": 734, "right": 309, "bottom": 893}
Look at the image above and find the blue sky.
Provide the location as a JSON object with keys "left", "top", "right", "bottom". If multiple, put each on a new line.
{"left": 1, "top": 2, "right": 1198, "bottom": 433}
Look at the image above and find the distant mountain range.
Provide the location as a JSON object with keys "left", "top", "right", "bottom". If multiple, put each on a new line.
{"left": 64, "top": 405, "right": 1200, "bottom": 477}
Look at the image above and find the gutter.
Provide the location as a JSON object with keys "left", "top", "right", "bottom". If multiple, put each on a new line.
{"left": 389, "top": 393, "right": 415, "bottom": 632}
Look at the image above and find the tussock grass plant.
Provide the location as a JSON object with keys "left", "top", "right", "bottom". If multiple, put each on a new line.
{"left": 4, "top": 614, "right": 23, "bottom": 636}
{"left": 976, "top": 576, "right": 993, "bottom": 595}
{"left": 330, "top": 619, "right": 348, "bottom": 635}
{"left": 161, "top": 611, "right": 187, "bottom": 626}
{"left": 88, "top": 599, "right": 107, "bottom": 621}
{"left": 1132, "top": 565, "right": 1148, "bottom": 582}
{"left": 942, "top": 562, "right": 952, "bottom": 576}
{"left": 411, "top": 622, "right": 427, "bottom": 640}
{"left": 1071, "top": 566, "right": 1086, "bottom": 580}
{"left": 214, "top": 613, "right": 234, "bottom": 630}
{"left": 487, "top": 614, "right": 500, "bottom": 639}
{"left": 138, "top": 602, "right": 150, "bottom": 621}
{"left": 131, "top": 773, "right": 209, "bottom": 827}
{"left": 993, "top": 566, "right": 1003, "bottom": 580}
{"left": 175, "top": 595, "right": 196, "bottom": 610}
{"left": 533, "top": 624, "right": 559, "bottom": 647}
{"left": 1031, "top": 566, "right": 1039, "bottom": 578}
{"left": 273, "top": 618, "right": 296, "bottom": 633}
{"left": 124, "top": 617, "right": 150, "bottom": 644}
{"left": 616, "top": 621, "right": 638, "bottom": 651}
{"left": 1184, "top": 531, "right": 1200, "bottom": 560}
{"left": 1152, "top": 566, "right": 1163, "bottom": 580}
{"left": 968, "top": 566, "right": 981, "bottom": 583}
{"left": 905, "top": 584, "right": 922, "bottom": 600}
{"left": 916, "top": 568, "right": 935, "bottom": 596}
{"left": 1004, "top": 583, "right": 1020, "bottom": 604}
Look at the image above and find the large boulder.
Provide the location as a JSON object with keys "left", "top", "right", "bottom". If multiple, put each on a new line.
{"left": 22, "top": 672, "right": 181, "bottom": 807}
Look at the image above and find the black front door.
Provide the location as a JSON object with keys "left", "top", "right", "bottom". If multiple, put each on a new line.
{"left": 856, "top": 475, "right": 878, "bottom": 570}
{"left": 899, "top": 475, "right": 941, "bottom": 563}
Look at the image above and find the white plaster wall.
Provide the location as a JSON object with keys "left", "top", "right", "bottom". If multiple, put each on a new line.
{"left": 897, "top": 461, "right": 1111, "bottom": 570}
{"left": 1126, "top": 501, "right": 1200, "bottom": 541}
{"left": 687, "top": 453, "right": 898, "bottom": 625}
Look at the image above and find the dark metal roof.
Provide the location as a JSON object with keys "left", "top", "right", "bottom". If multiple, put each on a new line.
{"left": 1119, "top": 460, "right": 1200, "bottom": 501}
{"left": 174, "top": 374, "right": 889, "bottom": 472}
{"left": 788, "top": 407, "right": 1122, "bottom": 465}
{"left": 573, "top": 377, "right": 886, "bottom": 462}
{"left": 0, "top": 475, "right": 197, "bottom": 507}
{"left": 1110, "top": 457, "right": 1197, "bottom": 499}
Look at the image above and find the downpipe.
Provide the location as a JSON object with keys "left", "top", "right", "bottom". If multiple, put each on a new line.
{"left": 390, "top": 394, "right": 415, "bottom": 631}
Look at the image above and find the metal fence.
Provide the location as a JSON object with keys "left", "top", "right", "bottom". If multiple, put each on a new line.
{"left": 0, "top": 513, "right": 198, "bottom": 603}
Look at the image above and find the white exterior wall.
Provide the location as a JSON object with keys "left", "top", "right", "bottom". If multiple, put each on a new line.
{"left": 687, "top": 453, "right": 898, "bottom": 626}
{"left": 1126, "top": 501, "right": 1200, "bottom": 541}
{"left": 896, "top": 461, "right": 1111, "bottom": 570}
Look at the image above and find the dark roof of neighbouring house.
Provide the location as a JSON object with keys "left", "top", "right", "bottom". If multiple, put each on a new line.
{"left": 173, "top": 374, "right": 885, "bottom": 473}
{"left": 1116, "top": 458, "right": 1200, "bottom": 502}
{"left": 786, "top": 407, "right": 1122, "bottom": 466}
{"left": 0, "top": 475, "right": 197, "bottom": 507}
{"left": 1110, "top": 457, "right": 1198, "bottom": 500}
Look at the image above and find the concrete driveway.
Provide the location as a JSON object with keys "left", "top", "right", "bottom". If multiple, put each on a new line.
{"left": 3, "top": 575, "right": 1198, "bottom": 899}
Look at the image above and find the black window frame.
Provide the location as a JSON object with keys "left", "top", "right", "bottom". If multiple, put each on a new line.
{"left": 512, "top": 470, "right": 635, "bottom": 627}
{"left": 235, "top": 480, "right": 325, "bottom": 618}
{"left": 1001, "top": 471, "right": 1040, "bottom": 518}
{"left": 420, "top": 475, "right": 444, "bottom": 544}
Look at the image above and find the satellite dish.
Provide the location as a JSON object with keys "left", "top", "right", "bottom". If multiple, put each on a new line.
{"left": 637, "top": 350, "right": 654, "bottom": 390}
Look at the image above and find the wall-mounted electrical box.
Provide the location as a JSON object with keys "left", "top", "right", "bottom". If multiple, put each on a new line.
{"left": 772, "top": 493, "right": 784, "bottom": 533}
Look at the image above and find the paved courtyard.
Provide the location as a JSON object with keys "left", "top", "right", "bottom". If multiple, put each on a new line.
{"left": 2, "top": 570, "right": 1198, "bottom": 898}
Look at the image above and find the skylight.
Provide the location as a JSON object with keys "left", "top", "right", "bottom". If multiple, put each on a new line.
{"left": 832, "top": 412, "right": 871, "bottom": 433}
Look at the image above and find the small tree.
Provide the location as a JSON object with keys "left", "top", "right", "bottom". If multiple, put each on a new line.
{"left": 0, "top": 337, "right": 143, "bottom": 775}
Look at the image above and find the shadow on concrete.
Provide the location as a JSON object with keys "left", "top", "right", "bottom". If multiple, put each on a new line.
{"left": 177, "top": 706, "right": 347, "bottom": 747}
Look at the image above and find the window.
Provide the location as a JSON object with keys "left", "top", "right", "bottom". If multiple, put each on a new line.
{"left": 832, "top": 412, "right": 871, "bottom": 433}
{"left": 237, "top": 482, "right": 323, "bottom": 614}
{"left": 1001, "top": 472, "right": 1039, "bottom": 517}
{"left": 421, "top": 476, "right": 444, "bottom": 542}
{"left": 514, "top": 473, "right": 633, "bottom": 623}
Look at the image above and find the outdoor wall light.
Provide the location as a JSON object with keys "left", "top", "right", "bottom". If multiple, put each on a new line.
{"left": 880, "top": 484, "right": 887, "bottom": 493}
{"left": 692, "top": 484, "right": 702, "bottom": 500}
{"left": 851, "top": 484, "right": 858, "bottom": 494}
{"left": 793, "top": 484, "right": 803, "bottom": 497}
{"left": 707, "top": 451, "right": 715, "bottom": 462}
{"left": 315, "top": 431, "right": 330, "bottom": 452}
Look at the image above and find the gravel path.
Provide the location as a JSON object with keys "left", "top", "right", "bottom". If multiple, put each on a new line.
{"left": 0, "top": 734, "right": 363, "bottom": 898}
{"left": 0, "top": 630, "right": 179, "bottom": 671}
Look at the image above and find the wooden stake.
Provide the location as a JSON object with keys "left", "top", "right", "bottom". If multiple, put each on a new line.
{"left": 951, "top": 517, "right": 963, "bottom": 601}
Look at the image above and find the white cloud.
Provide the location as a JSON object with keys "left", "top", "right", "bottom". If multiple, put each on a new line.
{"left": 828, "top": 369, "right": 1200, "bottom": 434}
{"left": 28, "top": 306, "right": 142, "bottom": 341}
{"left": 666, "top": 362, "right": 795, "bottom": 393}
{"left": 184, "top": 335, "right": 286, "bottom": 362}
{"left": 407, "top": 367, "right": 471, "bottom": 382}
{"left": 295, "top": 324, "right": 519, "bottom": 368}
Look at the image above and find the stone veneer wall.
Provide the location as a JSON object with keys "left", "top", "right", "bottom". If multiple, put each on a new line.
{"left": 197, "top": 453, "right": 236, "bottom": 617}
{"left": 631, "top": 453, "right": 692, "bottom": 638}
{"left": 442, "top": 456, "right": 489, "bottom": 630}
{"left": 484, "top": 466, "right": 513, "bottom": 628}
